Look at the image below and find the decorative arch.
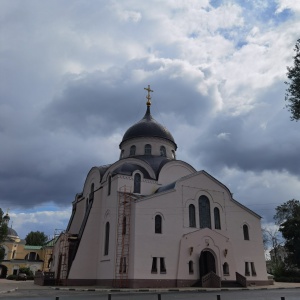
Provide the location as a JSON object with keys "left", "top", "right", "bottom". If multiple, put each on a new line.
{"left": 160, "top": 146, "right": 166, "bottom": 157}
{"left": 155, "top": 215, "right": 162, "bottom": 234}
{"left": 243, "top": 224, "right": 250, "bottom": 240}
{"left": 214, "top": 207, "right": 221, "bottom": 229}
{"left": 199, "top": 249, "right": 216, "bottom": 279}
{"left": 145, "top": 144, "right": 152, "bottom": 155}
{"left": 130, "top": 145, "right": 136, "bottom": 156}
{"left": 189, "top": 204, "right": 196, "bottom": 227}
{"left": 133, "top": 173, "right": 141, "bottom": 193}
{"left": 104, "top": 222, "right": 110, "bottom": 255}
{"left": 199, "top": 195, "right": 211, "bottom": 229}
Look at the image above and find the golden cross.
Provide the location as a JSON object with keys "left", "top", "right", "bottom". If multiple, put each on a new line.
{"left": 144, "top": 85, "right": 153, "bottom": 106}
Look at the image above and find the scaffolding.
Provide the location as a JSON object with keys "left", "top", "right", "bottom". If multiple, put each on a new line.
{"left": 56, "top": 231, "right": 70, "bottom": 284}
{"left": 114, "top": 186, "right": 133, "bottom": 288}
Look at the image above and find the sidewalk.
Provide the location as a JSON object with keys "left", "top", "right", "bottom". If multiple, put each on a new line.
{"left": 1, "top": 279, "right": 300, "bottom": 295}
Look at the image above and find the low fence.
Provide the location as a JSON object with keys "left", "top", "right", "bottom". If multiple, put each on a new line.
{"left": 52, "top": 295, "right": 288, "bottom": 300}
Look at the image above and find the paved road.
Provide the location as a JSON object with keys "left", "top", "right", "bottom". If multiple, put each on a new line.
{"left": 1, "top": 290, "right": 300, "bottom": 300}
{"left": 1, "top": 280, "right": 300, "bottom": 300}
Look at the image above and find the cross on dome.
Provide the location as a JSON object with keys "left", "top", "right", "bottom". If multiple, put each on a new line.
{"left": 144, "top": 85, "right": 153, "bottom": 107}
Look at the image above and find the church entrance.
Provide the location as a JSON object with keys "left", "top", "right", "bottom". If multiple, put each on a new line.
{"left": 199, "top": 250, "right": 216, "bottom": 280}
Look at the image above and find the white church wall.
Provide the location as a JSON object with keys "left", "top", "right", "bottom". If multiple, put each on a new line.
{"left": 158, "top": 161, "right": 195, "bottom": 186}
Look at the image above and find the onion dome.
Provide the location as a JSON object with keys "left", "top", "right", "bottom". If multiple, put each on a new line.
{"left": 120, "top": 86, "right": 177, "bottom": 149}
{"left": 3, "top": 213, "right": 10, "bottom": 225}
{"left": 7, "top": 227, "right": 19, "bottom": 238}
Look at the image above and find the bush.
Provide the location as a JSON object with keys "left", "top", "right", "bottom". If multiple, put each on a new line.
{"left": 18, "top": 267, "right": 33, "bottom": 277}
{"left": 6, "top": 275, "right": 17, "bottom": 280}
{"left": 274, "top": 276, "right": 300, "bottom": 282}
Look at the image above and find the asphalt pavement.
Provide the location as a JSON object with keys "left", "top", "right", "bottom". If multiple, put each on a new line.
{"left": 1, "top": 279, "right": 300, "bottom": 299}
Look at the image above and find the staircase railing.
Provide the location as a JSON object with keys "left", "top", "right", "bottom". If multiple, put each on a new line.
{"left": 202, "top": 271, "right": 221, "bottom": 288}
{"left": 236, "top": 272, "right": 247, "bottom": 287}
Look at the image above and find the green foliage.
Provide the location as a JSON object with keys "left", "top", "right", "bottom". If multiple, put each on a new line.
{"left": 19, "top": 267, "right": 33, "bottom": 276}
{"left": 285, "top": 39, "right": 300, "bottom": 121}
{"left": 25, "top": 231, "right": 48, "bottom": 246}
{"left": 274, "top": 199, "right": 300, "bottom": 269}
{"left": 274, "top": 199, "right": 300, "bottom": 225}
{"left": 6, "top": 274, "right": 17, "bottom": 280}
{"left": 0, "top": 208, "right": 8, "bottom": 262}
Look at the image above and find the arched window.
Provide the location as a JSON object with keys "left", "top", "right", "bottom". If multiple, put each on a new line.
{"left": 189, "top": 204, "right": 196, "bottom": 227}
{"left": 145, "top": 144, "right": 152, "bottom": 155}
{"left": 25, "top": 252, "right": 39, "bottom": 261}
{"left": 155, "top": 215, "right": 162, "bottom": 234}
{"left": 134, "top": 173, "right": 141, "bottom": 193}
{"left": 223, "top": 262, "right": 229, "bottom": 275}
{"left": 108, "top": 175, "right": 111, "bottom": 196}
{"left": 130, "top": 145, "right": 136, "bottom": 156}
{"left": 243, "top": 224, "right": 249, "bottom": 240}
{"left": 171, "top": 150, "right": 176, "bottom": 159}
{"left": 104, "top": 222, "right": 110, "bottom": 255}
{"left": 189, "top": 260, "right": 194, "bottom": 274}
{"left": 120, "top": 150, "right": 124, "bottom": 159}
{"left": 122, "top": 217, "right": 126, "bottom": 235}
{"left": 199, "top": 195, "right": 211, "bottom": 229}
{"left": 214, "top": 207, "right": 221, "bottom": 229}
{"left": 160, "top": 146, "right": 166, "bottom": 157}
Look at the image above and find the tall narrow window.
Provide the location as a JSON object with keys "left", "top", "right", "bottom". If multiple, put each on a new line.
{"left": 250, "top": 262, "right": 256, "bottom": 276}
{"left": 122, "top": 217, "right": 126, "bottom": 235}
{"left": 199, "top": 196, "right": 211, "bottom": 229}
{"left": 12, "top": 250, "right": 16, "bottom": 259}
{"left": 89, "top": 183, "right": 95, "bottom": 203}
{"left": 151, "top": 257, "right": 157, "bottom": 273}
{"left": 188, "top": 260, "right": 194, "bottom": 274}
{"left": 160, "top": 146, "right": 166, "bottom": 157}
{"left": 223, "top": 262, "right": 229, "bottom": 275}
{"left": 134, "top": 173, "right": 141, "bottom": 193}
{"left": 189, "top": 204, "right": 196, "bottom": 227}
{"left": 108, "top": 176, "right": 111, "bottom": 196}
{"left": 245, "top": 262, "right": 250, "bottom": 276}
{"left": 155, "top": 215, "right": 162, "bottom": 234}
{"left": 160, "top": 257, "right": 166, "bottom": 273}
{"left": 130, "top": 145, "right": 136, "bottom": 156}
{"left": 243, "top": 224, "right": 249, "bottom": 240}
{"left": 214, "top": 207, "right": 221, "bottom": 229}
{"left": 120, "top": 150, "right": 124, "bottom": 159}
{"left": 145, "top": 144, "right": 152, "bottom": 155}
{"left": 104, "top": 222, "right": 110, "bottom": 255}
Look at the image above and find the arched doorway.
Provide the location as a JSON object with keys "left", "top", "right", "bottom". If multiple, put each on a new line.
{"left": 0, "top": 265, "right": 8, "bottom": 278}
{"left": 199, "top": 250, "right": 216, "bottom": 280}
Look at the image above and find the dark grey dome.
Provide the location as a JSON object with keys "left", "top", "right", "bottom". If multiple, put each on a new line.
{"left": 7, "top": 227, "right": 18, "bottom": 237}
{"left": 120, "top": 106, "right": 177, "bottom": 149}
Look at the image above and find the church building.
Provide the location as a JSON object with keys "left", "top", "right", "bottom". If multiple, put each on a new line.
{"left": 50, "top": 86, "right": 269, "bottom": 288}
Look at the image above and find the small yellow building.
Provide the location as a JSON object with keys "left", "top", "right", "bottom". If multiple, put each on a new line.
{"left": 0, "top": 213, "right": 53, "bottom": 278}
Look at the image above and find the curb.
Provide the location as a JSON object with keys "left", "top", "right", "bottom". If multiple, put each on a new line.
{"left": 50, "top": 286, "right": 300, "bottom": 293}
{"left": 0, "top": 287, "right": 18, "bottom": 294}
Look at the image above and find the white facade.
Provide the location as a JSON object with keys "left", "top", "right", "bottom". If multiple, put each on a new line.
{"left": 51, "top": 97, "right": 269, "bottom": 288}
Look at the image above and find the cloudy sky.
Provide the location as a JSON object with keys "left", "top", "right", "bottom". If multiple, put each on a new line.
{"left": 1, "top": 0, "right": 300, "bottom": 239}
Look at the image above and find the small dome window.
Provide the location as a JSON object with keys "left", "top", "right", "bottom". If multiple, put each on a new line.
{"left": 160, "top": 146, "right": 166, "bottom": 157}
{"left": 130, "top": 145, "right": 136, "bottom": 156}
{"left": 171, "top": 150, "right": 176, "bottom": 159}
{"left": 145, "top": 144, "right": 152, "bottom": 155}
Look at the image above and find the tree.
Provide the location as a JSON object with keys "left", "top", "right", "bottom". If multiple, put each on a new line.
{"left": 285, "top": 38, "right": 300, "bottom": 121}
{"left": 25, "top": 231, "right": 48, "bottom": 246}
{"left": 274, "top": 199, "right": 300, "bottom": 268}
{"left": 0, "top": 208, "right": 8, "bottom": 262}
